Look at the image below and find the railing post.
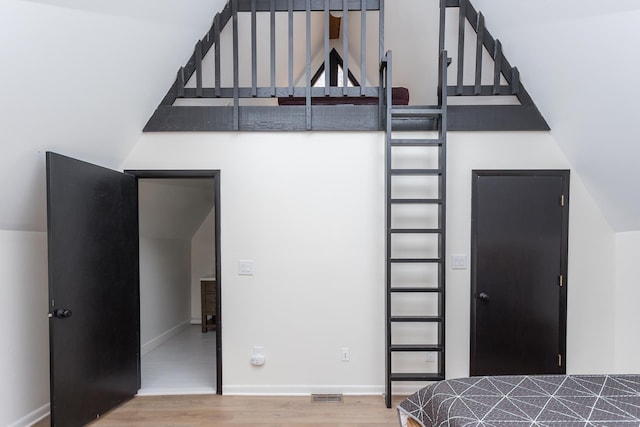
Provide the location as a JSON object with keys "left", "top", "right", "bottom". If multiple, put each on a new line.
{"left": 195, "top": 40, "right": 203, "bottom": 98}
{"left": 288, "top": 0, "right": 294, "bottom": 96}
{"left": 324, "top": 0, "right": 330, "bottom": 94}
{"left": 343, "top": 0, "right": 349, "bottom": 94}
{"left": 214, "top": 13, "right": 221, "bottom": 97}
{"left": 361, "top": 0, "right": 367, "bottom": 96}
{"left": 305, "top": 0, "right": 312, "bottom": 129}
{"left": 251, "top": 0, "right": 257, "bottom": 97}
{"left": 232, "top": 0, "right": 239, "bottom": 130}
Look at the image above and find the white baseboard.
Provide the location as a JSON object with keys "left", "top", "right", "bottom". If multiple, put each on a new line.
{"left": 138, "top": 386, "right": 216, "bottom": 396}
{"left": 190, "top": 317, "right": 202, "bottom": 325}
{"left": 141, "top": 321, "right": 189, "bottom": 356}
{"left": 223, "top": 384, "right": 385, "bottom": 396}
{"left": 8, "top": 403, "right": 50, "bottom": 427}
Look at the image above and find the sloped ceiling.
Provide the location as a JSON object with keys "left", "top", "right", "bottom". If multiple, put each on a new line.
{"left": 0, "top": 0, "right": 225, "bottom": 232}
{"left": 472, "top": 0, "right": 640, "bottom": 231}
{"left": 2, "top": 0, "right": 639, "bottom": 232}
{"left": 139, "top": 179, "right": 214, "bottom": 240}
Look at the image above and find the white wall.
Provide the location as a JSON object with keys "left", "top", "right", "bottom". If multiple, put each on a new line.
{"left": 614, "top": 231, "right": 640, "bottom": 372}
{"left": 124, "top": 129, "right": 616, "bottom": 394}
{"left": 447, "top": 132, "right": 616, "bottom": 377}
{"left": 0, "top": 231, "right": 49, "bottom": 427}
{"left": 125, "top": 132, "right": 386, "bottom": 394}
{"left": 139, "top": 237, "right": 192, "bottom": 354}
{"left": 191, "top": 209, "right": 216, "bottom": 322}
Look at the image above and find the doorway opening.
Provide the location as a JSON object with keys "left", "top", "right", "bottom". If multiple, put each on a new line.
{"left": 126, "top": 170, "right": 222, "bottom": 395}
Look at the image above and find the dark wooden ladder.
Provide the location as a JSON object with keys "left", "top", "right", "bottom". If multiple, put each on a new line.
{"left": 382, "top": 50, "right": 448, "bottom": 408}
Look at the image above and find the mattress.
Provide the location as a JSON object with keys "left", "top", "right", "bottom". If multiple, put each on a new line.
{"left": 277, "top": 87, "right": 410, "bottom": 106}
{"left": 397, "top": 374, "right": 640, "bottom": 426}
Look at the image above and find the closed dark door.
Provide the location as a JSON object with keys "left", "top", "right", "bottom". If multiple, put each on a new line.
{"left": 46, "top": 152, "right": 139, "bottom": 426}
{"left": 471, "top": 170, "right": 569, "bottom": 376}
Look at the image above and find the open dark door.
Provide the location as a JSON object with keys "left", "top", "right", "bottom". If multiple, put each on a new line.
{"left": 471, "top": 170, "right": 569, "bottom": 376}
{"left": 46, "top": 152, "right": 139, "bottom": 426}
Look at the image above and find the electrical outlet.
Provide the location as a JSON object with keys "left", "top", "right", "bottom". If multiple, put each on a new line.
{"left": 426, "top": 352, "right": 437, "bottom": 363}
{"left": 341, "top": 347, "right": 350, "bottom": 362}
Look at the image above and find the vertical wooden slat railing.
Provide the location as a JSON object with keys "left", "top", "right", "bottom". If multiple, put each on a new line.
{"left": 492, "top": 39, "right": 501, "bottom": 94}
{"left": 177, "top": 67, "right": 185, "bottom": 97}
{"left": 232, "top": 0, "right": 240, "bottom": 130}
{"left": 251, "top": 0, "right": 258, "bottom": 97}
{"left": 342, "top": 0, "right": 349, "bottom": 94}
{"left": 270, "top": 1, "right": 276, "bottom": 97}
{"left": 473, "top": 13, "right": 484, "bottom": 95}
{"left": 443, "top": 0, "right": 527, "bottom": 99}
{"left": 196, "top": 41, "right": 203, "bottom": 97}
{"left": 456, "top": 0, "right": 465, "bottom": 95}
{"left": 378, "top": 0, "right": 385, "bottom": 125}
{"left": 153, "top": 0, "right": 388, "bottom": 131}
{"left": 288, "top": 0, "right": 294, "bottom": 96}
{"left": 324, "top": 1, "right": 330, "bottom": 94}
{"left": 305, "top": 0, "right": 312, "bottom": 129}
{"left": 214, "top": 12, "right": 221, "bottom": 97}
{"left": 361, "top": 0, "right": 367, "bottom": 96}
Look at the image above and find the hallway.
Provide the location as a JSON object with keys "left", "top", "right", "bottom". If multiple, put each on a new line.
{"left": 138, "top": 325, "right": 216, "bottom": 395}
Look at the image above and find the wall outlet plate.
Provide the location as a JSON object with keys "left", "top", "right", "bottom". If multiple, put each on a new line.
{"left": 238, "top": 260, "right": 255, "bottom": 275}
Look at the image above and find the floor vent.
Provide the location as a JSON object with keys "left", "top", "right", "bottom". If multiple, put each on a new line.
{"left": 311, "top": 393, "right": 343, "bottom": 403}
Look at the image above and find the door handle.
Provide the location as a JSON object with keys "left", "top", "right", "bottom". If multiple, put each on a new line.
{"left": 50, "top": 308, "right": 73, "bottom": 319}
{"left": 478, "top": 292, "right": 490, "bottom": 302}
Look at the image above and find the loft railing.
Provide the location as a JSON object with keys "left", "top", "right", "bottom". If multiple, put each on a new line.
{"left": 148, "top": 0, "right": 386, "bottom": 131}
{"left": 439, "top": 0, "right": 549, "bottom": 130}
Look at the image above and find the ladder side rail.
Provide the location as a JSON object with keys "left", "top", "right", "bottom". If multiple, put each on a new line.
{"left": 438, "top": 49, "right": 448, "bottom": 379}
{"left": 384, "top": 50, "right": 393, "bottom": 409}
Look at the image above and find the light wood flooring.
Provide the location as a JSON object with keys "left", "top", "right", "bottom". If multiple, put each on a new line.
{"left": 35, "top": 395, "right": 405, "bottom": 426}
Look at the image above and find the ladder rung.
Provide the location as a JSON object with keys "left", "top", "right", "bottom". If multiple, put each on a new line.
{"left": 390, "top": 373, "right": 444, "bottom": 382}
{"left": 390, "top": 198, "right": 442, "bottom": 204}
{"left": 391, "top": 107, "right": 444, "bottom": 117}
{"left": 390, "top": 228, "right": 442, "bottom": 234}
{"left": 390, "top": 139, "right": 442, "bottom": 147}
{"left": 390, "top": 258, "right": 441, "bottom": 264}
{"left": 390, "top": 345, "right": 443, "bottom": 352}
{"left": 390, "top": 169, "right": 442, "bottom": 176}
{"left": 390, "top": 316, "right": 443, "bottom": 323}
{"left": 390, "top": 287, "right": 442, "bottom": 293}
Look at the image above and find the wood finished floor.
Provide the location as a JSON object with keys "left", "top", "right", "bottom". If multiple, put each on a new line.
{"left": 35, "top": 395, "right": 405, "bottom": 426}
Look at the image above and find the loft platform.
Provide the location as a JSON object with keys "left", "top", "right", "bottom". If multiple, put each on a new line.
{"left": 143, "top": 0, "right": 549, "bottom": 133}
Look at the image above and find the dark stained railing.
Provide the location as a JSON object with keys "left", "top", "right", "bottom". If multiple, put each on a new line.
{"left": 160, "top": 0, "right": 385, "bottom": 131}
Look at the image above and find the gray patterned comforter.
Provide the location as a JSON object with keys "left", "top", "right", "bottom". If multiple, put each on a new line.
{"left": 397, "top": 375, "right": 640, "bottom": 426}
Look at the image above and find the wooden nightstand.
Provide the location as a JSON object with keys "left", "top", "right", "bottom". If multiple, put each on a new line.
{"left": 200, "top": 278, "right": 216, "bottom": 333}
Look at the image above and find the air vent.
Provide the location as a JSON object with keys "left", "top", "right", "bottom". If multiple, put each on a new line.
{"left": 311, "top": 394, "right": 343, "bottom": 403}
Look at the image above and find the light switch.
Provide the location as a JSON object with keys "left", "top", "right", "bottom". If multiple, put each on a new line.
{"left": 238, "top": 260, "right": 255, "bottom": 276}
{"left": 451, "top": 254, "right": 467, "bottom": 270}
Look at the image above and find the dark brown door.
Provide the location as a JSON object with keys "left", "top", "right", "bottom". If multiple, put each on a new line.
{"left": 46, "top": 152, "right": 139, "bottom": 426}
{"left": 470, "top": 170, "right": 569, "bottom": 376}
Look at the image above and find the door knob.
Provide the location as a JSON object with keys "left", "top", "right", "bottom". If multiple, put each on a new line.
{"left": 478, "top": 292, "right": 490, "bottom": 302}
{"left": 52, "top": 308, "right": 73, "bottom": 318}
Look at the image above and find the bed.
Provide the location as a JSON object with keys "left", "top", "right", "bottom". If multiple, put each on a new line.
{"left": 397, "top": 374, "right": 640, "bottom": 426}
